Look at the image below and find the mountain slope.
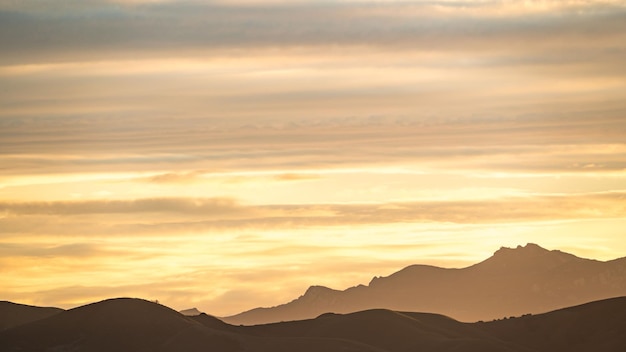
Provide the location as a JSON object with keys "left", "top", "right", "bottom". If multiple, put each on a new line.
{"left": 223, "top": 244, "right": 626, "bottom": 324}
{"left": 0, "top": 301, "right": 63, "bottom": 331}
{"left": 482, "top": 296, "right": 626, "bottom": 352}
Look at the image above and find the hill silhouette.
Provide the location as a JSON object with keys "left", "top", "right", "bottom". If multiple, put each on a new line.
{"left": 0, "top": 298, "right": 383, "bottom": 352}
{"left": 2, "top": 296, "right": 626, "bottom": 351}
{"left": 223, "top": 243, "right": 626, "bottom": 325}
{"left": 482, "top": 296, "right": 626, "bottom": 352}
{"left": 240, "top": 309, "right": 523, "bottom": 352}
{"left": 0, "top": 301, "right": 63, "bottom": 331}
{"left": 241, "top": 296, "right": 626, "bottom": 351}
{"left": 0, "top": 298, "right": 240, "bottom": 352}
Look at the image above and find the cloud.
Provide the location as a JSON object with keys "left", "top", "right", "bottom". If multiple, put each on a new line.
{"left": 1, "top": 2, "right": 624, "bottom": 180}
{"left": 1, "top": 114, "right": 625, "bottom": 177}
{"left": 143, "top": 171, "right": 206, "bottom": 184}
{"left": 0, "top": 242, "right": 103, "bottom": 258}
{"left": 1, "top": 1, "right": 625, "bottom": 64}
{"left": 1, "top": 192, "right": 625, "bottom": 237}
{"left": 0, "top": 197, "right": 245, "bottom": 215}
{"left": 273, "top": 173, "right": 321, "bottom": 181}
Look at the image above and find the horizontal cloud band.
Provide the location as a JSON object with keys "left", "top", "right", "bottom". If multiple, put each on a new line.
{"left": 2, "top": 192, "right": 625, "bottom": 236}
{"left": 1, "top": 1, "right": 626, "bottom": 63}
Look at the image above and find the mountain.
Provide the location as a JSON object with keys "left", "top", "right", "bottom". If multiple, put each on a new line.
{"left": 223, "top": 243, "right": 626, "bottom": 325}
{"left": 0, "top": 301, "right": 63, "bottom": 331}
{"left": 3, "top": 296, "right": 625, "bottom": 352}
{"left": 180, "top": 307, "right": 203, "bottom": 316}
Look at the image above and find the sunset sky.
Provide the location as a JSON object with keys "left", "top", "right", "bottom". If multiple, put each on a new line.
{"left": 1, "top": 0, "right": 626, "bottom": 316}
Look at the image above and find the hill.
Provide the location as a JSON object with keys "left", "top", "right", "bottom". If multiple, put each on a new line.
{"left": 0, "top": 298, "right": 384, "bottom": 352}
{"left": 239, "top": 296, "right": 626, "bottom": 352}
{"left": 223, "top": 243, "right": 626, "bottom": 325}
{"left": 0, "top": 301, "right": 63, "bottom": 331}
{"left": 2, "top": 296, "right": 626, "bottom": 351}
{"left": 0, "top": 298, "right": 240, "bottom": 352}
{"left": 481, "top": 296, "right": 626, "bottom": 352}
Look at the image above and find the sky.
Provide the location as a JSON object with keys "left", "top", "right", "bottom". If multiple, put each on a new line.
{"left": 1, "top": 0, "right": 626, "bottom": 316}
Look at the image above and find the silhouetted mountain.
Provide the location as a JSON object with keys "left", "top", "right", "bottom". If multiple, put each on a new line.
{"left": 223, "top": 243, "right": 626, "bottom": 325}
{"left": 0, "top": 301, "right": 63, "bottom": 331}
{"left": 3, "top": 296, "right": 625, "bottom": 352}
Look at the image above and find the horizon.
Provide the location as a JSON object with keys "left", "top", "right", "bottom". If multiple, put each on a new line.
{"left": 4, "top": 241, "right": 625, "bottom": 320}
{"left": 2, "top": 241, "right": 625, "bottom": 314}
{"left": 1, "top": 0, "right": 626, "bottom": 317}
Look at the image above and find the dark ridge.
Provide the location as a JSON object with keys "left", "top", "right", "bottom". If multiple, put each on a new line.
{"left": 482, "top": 296, "right": 626, "bottom": 352}
{"left": 191, "top": 313, "right": 240, "bottom": 332}
{"left": 0, "top": 298, "right": 240, "bottom": 352}
{"left": 242, "top": 308, "right": 524, "bottom": 351}
{"left": 2, "top": 296, "right": 626, "bottom": 351}
{"left": 0, "top": 301, "right": 63, "bottom": 331}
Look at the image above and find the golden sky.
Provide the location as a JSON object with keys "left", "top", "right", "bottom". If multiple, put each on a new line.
{"left": 1, "top": 0, "right": 626, "bottom": 315}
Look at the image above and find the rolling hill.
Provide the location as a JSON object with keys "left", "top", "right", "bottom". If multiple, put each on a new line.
{"left": 0, "top": 301, "right": 63, "bottom": 331}
{"left": 2, "top": 296, "right": 626, "bottom": 351}
{"left": 0, "top": 298, "right": 240, "bottom": 352}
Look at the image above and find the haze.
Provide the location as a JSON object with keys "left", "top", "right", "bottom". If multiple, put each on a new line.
{"left": 1, "top": 0, "right": 625, "bottom": 316}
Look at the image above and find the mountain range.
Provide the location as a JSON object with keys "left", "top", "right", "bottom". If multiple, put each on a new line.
{"left": 223, "top": 243, "right": 626, "bottom": 325}
{"left": 3, "top": 243, "right": 626, "bottom": 351}
{"left": 1, "top": 296, "right": 626, "bottom": 352}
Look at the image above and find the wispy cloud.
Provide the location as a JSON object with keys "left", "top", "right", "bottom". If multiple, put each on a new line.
{"left": 1, "top": 1, "right": 625, "bottom": 64}
{"left": 2, "top": 192, "right": 625, "bottom": 237}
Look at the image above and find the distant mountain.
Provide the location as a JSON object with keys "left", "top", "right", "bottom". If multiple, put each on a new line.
{"left": 2, "top": 296, "right": 626, "bottom": 352}
{"left": 180, "top": 307, "right": 203, "bottom": 316}
{"left": 222, "top": 243, "right": 626, "bottom": 325}
{"left": 0, "top": 301, "right": 63, "bottom": 331}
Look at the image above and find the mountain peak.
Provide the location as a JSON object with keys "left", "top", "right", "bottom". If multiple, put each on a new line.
{"left": 298, "top": 285, "right": 341, "bottom": 305}
{"left": 479, "top": 243, "right": 579, "bottom": 272}
{"left": 304, "top": 285, "right": 336, "bottom": 297}
{"left": 180, "top": 307, "right": 203, "bottom": 316}
{"left": 493, "top": 243, "right": 548, "bottom": 256}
